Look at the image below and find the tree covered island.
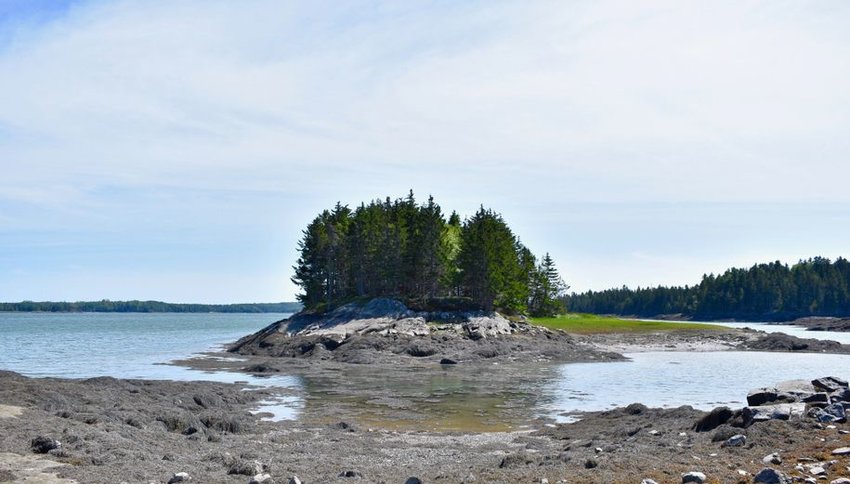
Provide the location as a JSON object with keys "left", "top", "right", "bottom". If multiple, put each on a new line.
{"left": 292, "top": 192, "right": 566, "bottom": 317}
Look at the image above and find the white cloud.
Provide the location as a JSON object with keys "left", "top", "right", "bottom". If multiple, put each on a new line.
{"left": 0, "top": 0, "right": 848, "bottom": 300}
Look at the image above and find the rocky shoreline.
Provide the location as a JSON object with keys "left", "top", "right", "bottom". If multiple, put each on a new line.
{"left": 4, "top": 303, "right": 850, "bottom": 483}
{"left": 5, "top": 368, "right": 850, "bottom": 483}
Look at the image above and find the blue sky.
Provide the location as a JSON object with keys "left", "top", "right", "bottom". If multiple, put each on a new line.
{"left": 1, "top": 0, "right": 849, "bottom": 303}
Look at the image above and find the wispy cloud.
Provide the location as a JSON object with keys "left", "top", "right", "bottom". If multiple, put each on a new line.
{"left": 0, "top": 0, "right": 848, "bottom": 301}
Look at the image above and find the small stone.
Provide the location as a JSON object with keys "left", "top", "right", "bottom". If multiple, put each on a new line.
{"left": 648, "top": 430, "right": 659, "bottom": 435}
{"left": 753, "top": 468, "right": 791, "bottom": 484}
{"left": 721, "top": 434, "right": 746, "bottom": 448}
{"left": 248, "top": 474, "right": 272, "bottom": 484}
{"left": 584, "top": 459, "right": 597, "bottom": 469}
{"left": 641, "top": 480, "right": 659, "bottom": 484}
{"left": 594, "top": 447, "right": 602, "bottom": 453}
{"left": 763, "top": 453, "right": 782, "bottom": 465}
{"left": 540, "top": 480, "right": 549, "bottom": 484}
{"left": 405, "top": 478, "right": 423, "bottom": 484}
{"left": 810, "top": 466, "right": 827, "bottom": 476}
{"left": 288, "top": 477, "right": 302, "bottom": 484}
{"left": 679, "top": 432, "right": 688, "bottom": 437}
{"left": 168, "top": 473, "right": 190, "bottom": 484}
{"left": 681, "top": 471, "right": 706, "bottom": 483}
{"left": 30, "top": 436, "right": 60, "bottom": 454}
{"left": 831, "top": 479, "right": 850, "bottom": 484}
{"left": 338, "top": 470, "right": 362, "bottom": 478}
{"left": 737, "top": 469, "right": 748, "bottom": 476}
{"left": 833, "top": 447, "right": 850, "bottom": 456}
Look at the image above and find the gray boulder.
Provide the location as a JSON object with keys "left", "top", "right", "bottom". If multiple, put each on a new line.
{"left": 812, "top": 377, "right": 849, "bottom": 393}
{"left": 721, "top": 434, "right": 747, "bottom": 448}
{"left": 168, "top": 473, "right": 190, "bottom": 484}
{"left": 743, "top": 403, "right": 805, "bottom": 425}
{"left": 682, "top": 471, "right": 706, "bottom": 483}
{"left": 30, "top": 436, "right": 60, "bottom": 454}
{"left": 753, "top": 468, "right": 791, "bottom": 484}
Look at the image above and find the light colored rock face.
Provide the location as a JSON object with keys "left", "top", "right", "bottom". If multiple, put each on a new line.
{"left": 282, "top": 299, "right": 521, "bottom": 340}
{"left": 0, "top": 404, "right": 23, "bottom": 419}
{"left": 0, "top": 452, "right": 75, "bottom": 483}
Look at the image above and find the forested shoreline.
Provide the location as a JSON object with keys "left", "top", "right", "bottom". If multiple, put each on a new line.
{"left": 566, "top": 257, "right": 850, "bottom": 321}
{"left": 0, "top": 300, "right": 301, "bottom": 313}
{"left": 292, "top": 192, "right": 567, "bottom": 316}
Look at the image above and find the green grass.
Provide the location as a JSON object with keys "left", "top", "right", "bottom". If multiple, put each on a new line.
{"left": 530, "top": 313, "right": 725, "bottom": 334}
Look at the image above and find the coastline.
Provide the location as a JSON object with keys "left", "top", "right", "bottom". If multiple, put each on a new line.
{"left": 3, "top": 324, "right": 850, "bottom": 482}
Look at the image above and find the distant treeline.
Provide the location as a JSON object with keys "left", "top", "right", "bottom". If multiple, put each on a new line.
{"left": 0, "top": 300, "right": 302, "bottom": 313}
{"left": 565, "top": 257, "right": 850, "bottom": 321}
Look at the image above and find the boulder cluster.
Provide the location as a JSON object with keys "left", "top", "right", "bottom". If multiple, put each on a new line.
{"left": 687, "top": 376, "right": 850, "bottom": 484}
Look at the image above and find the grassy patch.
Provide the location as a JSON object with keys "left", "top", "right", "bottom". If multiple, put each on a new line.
{"left": 531, "top": 313, "right": 725, "bottom": 334}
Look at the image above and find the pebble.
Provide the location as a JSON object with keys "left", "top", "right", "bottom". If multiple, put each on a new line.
{"left": 248, "top": 474, "right": 272, "bottom": 484}
{"left": 833, "top": 447, "right": 850, "bottom": 456}
{"left": 339, "top": 470, "right": 362, "bottom": 479}
{"left": 831, "top": 479, "right": 850, "bottom": 484}
{"left": 681, "top": 471, "right": 706, "bottom": 483}
{"left": 648, "top": 430, "right": 659, "bottom": 435}
{"left": 810, "top": 466, "right": 827, "bottom": 476}
{"left": 405, "top": 478, "right": 423, "bottom": 484}
{"left": 763, "top": 453, "right": 782, "bottom": 465}
{"left": 641, "top": 480, "right": 658, "bottom": 484}
{"left": 167, "top": 473, "right": 190, "bottom": 484}
{"left": 289, "top": 477, "right": 302, "bottom": 484}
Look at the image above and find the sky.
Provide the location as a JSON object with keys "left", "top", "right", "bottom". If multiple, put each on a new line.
{"left": 1, "top": 0, "right": 849, "bottom": 303}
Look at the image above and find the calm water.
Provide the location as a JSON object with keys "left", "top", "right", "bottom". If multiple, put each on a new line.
{"left": 2, "top": 313, "right": 849, "bottom": 428}
{"left": 0, "top": 312, "right": 292, "bottom": 379}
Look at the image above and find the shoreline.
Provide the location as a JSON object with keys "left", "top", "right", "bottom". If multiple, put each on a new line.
{"left": 3, "top": 326, "right": 850, "bottom": 482}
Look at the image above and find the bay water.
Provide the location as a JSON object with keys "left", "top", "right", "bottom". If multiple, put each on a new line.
{"left": 2, "top": 312, "right": 850, "bottom": 428}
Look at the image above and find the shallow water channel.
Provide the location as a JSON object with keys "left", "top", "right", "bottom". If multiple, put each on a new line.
{"left": 3, "top": 313, "right": 850, "bottom": 431}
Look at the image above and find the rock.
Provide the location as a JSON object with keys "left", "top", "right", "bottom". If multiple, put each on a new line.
{"left": 641, "top": 480, "right": 659, "bottom": 484}
{"left": 338, "top": 470, "right": 362, "bottom": 478}
{"left": 30, "top": 436, "right": 60, "bottom": 454}
{"left": 681, "top": 471, "right": 706, "bottom": 483}
{"left": 439, "top": 358, "right": 457, "bottom": 365}
{"left": 763, "top": 453, "right": 782, "bottom": 465}
{"left": 167, "top": 473, "right": 190, "bottom": 483}
{"left": 810, "top": 466, "right": 827, "bottom": 475}
{"left": 721, "top": 434, "right": 747, "bottom": 448}
{"left": 830, "top": 479, "right": 850, "bottom": 484}
{"left": 803, "top": 392, "right": 830, "bottom": 404}
{"left": 584, "top": 459, "right": 597, "bottom": 469}
{"left": 405, "top": 478, "right": 423, "bottom": 484}
{"left": 753, "top": 468, "right": 791, "bottom": 484}
{"left": 249, "top": 474, "right": 272, "bottom": 484}
{"left": 288, "top": 477, "right": 302, "bottom": 484}
{"left": 747, "top": 388, "right": 796, "bottom": 406}
{"left": 824, "top": 403, "right": 847, "bottom": 422}
{"left": 832, "top": 447, "right": 850, "bottom": 456}
{"left": 742, "top": 403, "right": 806, "bottom": 425}
{"left": 813, "top": 377, "right": 849, "bottom": 393}
{"left": 228, "top": 460, "right": 264, "bottom": 476}
{"left": 831, "top": 388, "right": 850, "bottom": 402}
{"left": 694, "top": 407, "right": 733, "bottom": 432}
